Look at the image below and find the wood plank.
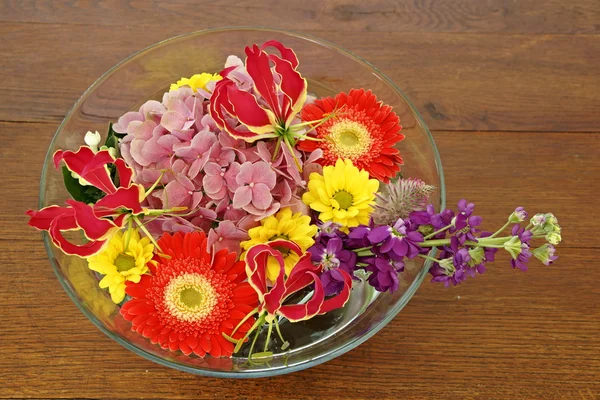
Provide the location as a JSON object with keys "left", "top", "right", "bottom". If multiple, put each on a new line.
{"left": 1, "top": 0, "right": 599, "bottom": 34}
{"left": 3, "top": 121, "right": 596, "bottom": 248}
{"left": 0, "top": 244, "right": 596, "bottom": 399}
{"left": 0, "top": 23, "right": 599, "bottom": 131}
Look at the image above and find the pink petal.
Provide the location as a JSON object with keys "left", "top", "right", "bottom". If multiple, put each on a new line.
{"left": 204, "top": 162, "right": 223, "bottom": 176}
{"left": 252, "top": 162, "right": 276, "bottom": 188}
{"left": 203, "top": 174, "right": 224, "bottom": 195}
{"left": 161, "top": 111, "right": 187, "bottom": 132}
{"left": 232, "top": 186, "right": 252, "bottom": 209}
{"left": 251, "top": 183, "right": 273, "bottom": 210}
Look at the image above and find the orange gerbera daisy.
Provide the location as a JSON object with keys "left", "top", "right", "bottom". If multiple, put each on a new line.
{"left": 120, "top": 231, "right": 258, "bottom": 358}
{"left": 298, "top": 89, "right": 404, "bottom": 182}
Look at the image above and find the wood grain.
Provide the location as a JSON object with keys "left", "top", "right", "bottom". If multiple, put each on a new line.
{"left": 1, "top": 1, "right": 599, "bottom": 399}
{"left": 1, "top": 24, "right": 599, "bottom": 131}
{"left": 1, "top": 0, "right": 599, "bottom": 34}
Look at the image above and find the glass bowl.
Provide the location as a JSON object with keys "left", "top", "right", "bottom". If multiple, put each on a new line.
{"left": 39, "top": 28, "right": 445, "bottom": 377}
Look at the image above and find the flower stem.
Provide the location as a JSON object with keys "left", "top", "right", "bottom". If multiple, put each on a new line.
{"left": 489, "top": 221, "right": 511, "bottom": 238}
{"left": 423, "top": 224, "right": 452, "bottom": 240}
{"left": 264, "top": 319, "right": 274, "bottom": 353}
{"left": 274, "top": 317, "right": 289, "bottom": 350}
{"left": 248, "top": 314, "right": 265, "bottom": 358}
{"left": 123, "top": 218, "right": 133, "bottom": 250}
{"left": 230, "top": 307, "right": 259, "bottom": 337}
{"left": 418, "top": 238, "right": 451, "bottom": 248}
{"left": 143, "top": 171, "right": 165, "bottom": 200}
{"left": 132, "top": 215, "right": 161, "bottom": 252}
{"left": 418, "top": 254, "right": 441, "bottom": 263}
{"left": 233, "top": 312, "right": 264, "bottom": 353}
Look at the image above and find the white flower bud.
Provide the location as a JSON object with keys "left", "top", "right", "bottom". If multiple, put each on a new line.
{"left": 84, "top": 131, "right": 102, "bottom": 151}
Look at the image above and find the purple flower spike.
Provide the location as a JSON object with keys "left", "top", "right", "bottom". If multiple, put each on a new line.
{"left": 449, "top": 199, "right": 482, "bottom": 245}
{"left": 365, "top": 258, "right": 401, "bottom": 293}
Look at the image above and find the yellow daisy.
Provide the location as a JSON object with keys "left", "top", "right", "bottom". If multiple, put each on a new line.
{"left": 241, "top": 207, "right": 318, "bottom": 281}
{"left": 302, "top": 159, "right": 379, "bottom": 230}
{"left": 169, "top": 73, "right": 222, "bottom": 92}
{"left": 87, "top": 229, "right": 155, "bottom": 304}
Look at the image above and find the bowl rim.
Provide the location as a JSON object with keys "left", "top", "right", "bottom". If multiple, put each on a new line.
{"left": 39, "top": 26, "right": 446, "bottom": 378}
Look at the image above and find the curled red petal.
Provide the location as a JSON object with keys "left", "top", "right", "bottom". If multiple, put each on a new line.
{"left": 278, "top": 271, "right": 324, "bottom": 322}
{"left": 245, "top": 44, "right": 280, "bottom": 117}
{"left": 48, "top": 221, "right": 106, "bottom": 257}
{"left": 261, "top": 40, "right": 299, "bottom": 69}
{"left": 269, "top": 54, "right": 307, "bottom": 125}
{"left": 94, "top": 185, "right": 144, "bottom": 216}
{"left": 319, "top": 268, "right": 353, "bottom": 314}
{"left": 114, "top": 158, "right": 134, "bottom": 188}
{"left": 66, "top": 199, "right": 118, "bottom": 241}
{"left": 226, "top": 83, "right": 275, "bottom": 133}
{"left": 56, "top": 147, "right": 118, "bottom": 194}
{"left": 26, "top": 205, "right": 73, "bottom": 231}
{"left": 281, "top": 252, "right": 321, "bottom": 299}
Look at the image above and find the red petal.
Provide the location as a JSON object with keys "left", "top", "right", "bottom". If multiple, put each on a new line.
{"left": 114, "top": 158, "right": 134, "bottom": 188}
{"left": 94, "top": 185, "right": 144, "bottom": 216}
{"left": 26, "top": 205, "right": 74, "bottom": 231}
{"left": 270, "top": 54, "right": 307, "bottom": 124}
{"left": 261, "top": 40, "right": 299, "bottom": 68}
{"left": 209, "top": 336, "right": 222, "bottom": 358}
{"left": 199, "top": 337, "right": 212, "bottom": 353}
{"left": 66, "top": 199, "right": 118, "bottom": 240}
{"left": 226, "top": 83, "right": 274, "bottom": 130}
{"left": 320, "top": 268, "right": 353, "bottom": 313}
{"left": 186, "top": 336, "right": 199, "bottom": 350}
{"left": 245, "top": 44, "right": 280, "bottom": 116}
{"left": 57, "top": 147, "right": 118, "bottom": 194}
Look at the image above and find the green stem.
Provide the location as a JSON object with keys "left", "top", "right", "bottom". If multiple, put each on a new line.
{"left": 133, "top": 216, "right": 161, "bottom": 252}
{"left": 264, "top": 319, "right": 273, "bottom": 353}
{"left": 489, "top": 221, "right": 511, "bottom": 238}
{"left": 234, "top": 313, "right": 264, "bottom": 353}
{"left": 123, "top": 218, "right": 133, "bottom": 250}
{"left": 423, "top": 224, "right": 452, "bottom": 240}
{"left": 418, "top": 238, "right": 451, "bottom": 248}
{"left": 143, "top": 171, "right": 165, "bottom": 200}
{"left": 230, "top": 307, "right": 259, "bottom": 337}
{"left": 274, "top": 317, "right": 289, "bottom": 350}
{"left": 419, "top": 254, "right": 441, "bottom": 263}
{"left": 248, "top": 314, "right": 265, "bottom": 358}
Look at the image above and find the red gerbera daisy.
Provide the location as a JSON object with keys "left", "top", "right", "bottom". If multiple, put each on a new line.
{"left": 298, "top": 89, "right": 404, "bottom": 182}
{"left": 120, "top": 231, "right": 258, "bottom": 358}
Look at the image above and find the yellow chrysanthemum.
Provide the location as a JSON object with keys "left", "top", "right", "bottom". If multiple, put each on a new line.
{"left": 302, "top": 159, "right": 379, "bottom": 230}
{"left": 241, "top": 207, "right": 318, "bottom": 282}
{"left": 87, "top": 229, "right": 155, "bottom": 304}
{"left": 169, "top": 73, "right": 222, "bottom": 92}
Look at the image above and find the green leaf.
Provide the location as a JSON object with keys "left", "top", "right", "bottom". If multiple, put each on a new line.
{"left": 62, "top": 166, "right": 105, "bottom": 204}
{"left": 104, "top": 121, "right": 125, "bottom": 153}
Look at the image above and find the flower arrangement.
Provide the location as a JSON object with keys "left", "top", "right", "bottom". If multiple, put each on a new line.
{"left": 27, "top": 40, "right": 562, "bottom": 361}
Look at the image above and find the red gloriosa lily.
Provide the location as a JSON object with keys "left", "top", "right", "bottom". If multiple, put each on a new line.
{"left": 209, "top": 40, "right": 308, "bottom": 146}
{"left": 245, "top": 239, "right": 352, "bottom": 322}
{"left": 224, "top": 239, "right": 352, "bottom": 358}
{"left": 27, "top": 146, "right": 145, "bottom": 257}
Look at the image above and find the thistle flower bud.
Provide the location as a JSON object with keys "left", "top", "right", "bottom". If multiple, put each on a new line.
{"left": 372, "top": 178, "right": 435, "bottom": 226}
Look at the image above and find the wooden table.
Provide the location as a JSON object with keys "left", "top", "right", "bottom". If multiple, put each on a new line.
{"left": 1, "top": 1, "right": 598, "bottom": 399}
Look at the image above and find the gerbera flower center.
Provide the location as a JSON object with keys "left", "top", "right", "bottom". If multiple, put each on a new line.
{"left": 179, "top": 287, "right": 203, "bottom": 307}
{"left": 327, "top": 120, "right": 372, "bottom": 159}
{"left": 114, "top": 253, "right": 136, "bottom": 272}
{"left": 163, "top": 273, "right": 218, "bottom": 323}
{"left": 333, "top": 190, "right": 354, "bottom": 210}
